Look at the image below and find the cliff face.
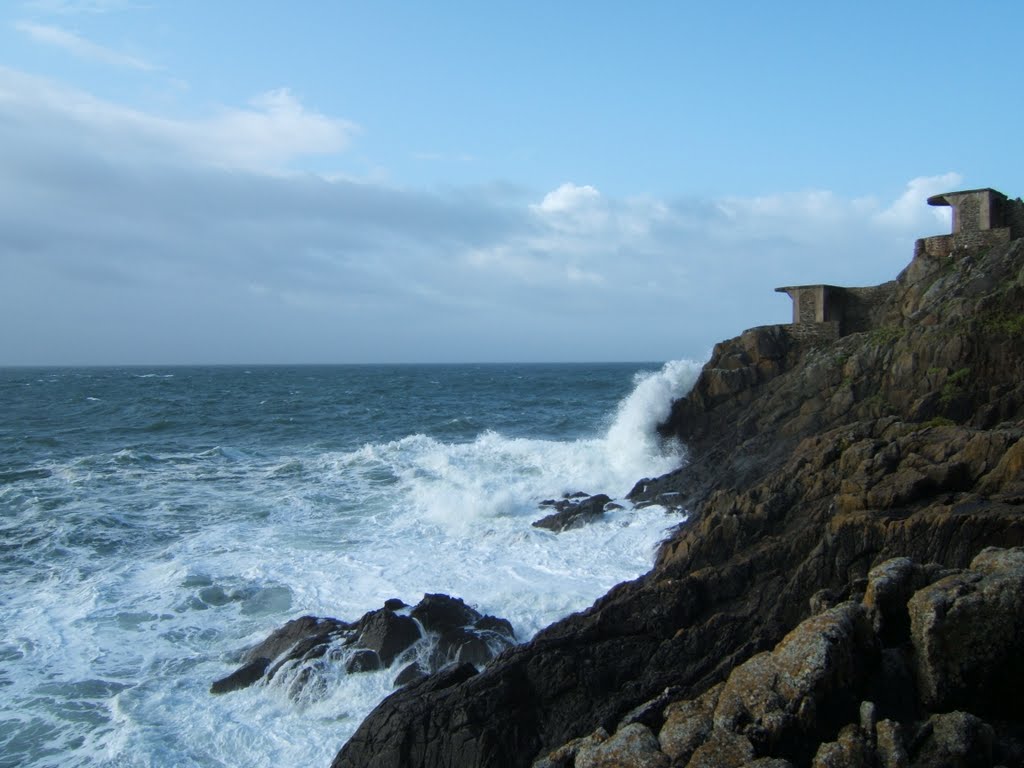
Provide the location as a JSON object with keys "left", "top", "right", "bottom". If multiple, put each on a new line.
{"left": 333, "top": 238, "right": 1024, "bottom": 768}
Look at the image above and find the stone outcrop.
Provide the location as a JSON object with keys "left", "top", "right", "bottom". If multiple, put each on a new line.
{"left": 332, "top": 234, "right": 1024, "bottom": 766}
{"left": 210, "top": 593, "right": 514, "bottom": 698}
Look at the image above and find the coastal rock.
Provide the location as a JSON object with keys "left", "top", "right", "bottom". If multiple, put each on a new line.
{"left": 574, "top": 723, "right": 668, "bottom": 768}
{"left": 907, "top": 547, "right": 1024, "bottom": 716}
{"left": 210, "top": 594, "right": 514, "bottom": 696}
{"left": 533, "top": 494, "right": 613, "bottom": 531}
{"left": 333, "top": 230, "right": 1024, "bottom": 766}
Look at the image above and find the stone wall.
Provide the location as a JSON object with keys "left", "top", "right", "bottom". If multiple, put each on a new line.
{"left": 837, "top": 282, "right": 899, "bottom": 334}
{"left": 781, "top": 321, "right": 840, "bottom": 346}
{"left": 1006, "top": 197, "right": 1024, "bottom": 240}
{"left": 914, "top": 228, "right": 1012, "bottom": 260}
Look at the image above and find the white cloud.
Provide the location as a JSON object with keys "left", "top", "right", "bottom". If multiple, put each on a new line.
{"left": 875, "top": 172, "right": 962, "bottom": 229}
{"left": 534, "top": 182, "right": 600, "bottom": 214}
{"left": 0, "top": 68, "right": 358, "bottom": 172}
{"left": 15, "top": 20, "right": 155, "bottom": 70}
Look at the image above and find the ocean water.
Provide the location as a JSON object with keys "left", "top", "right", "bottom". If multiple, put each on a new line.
{"left": 0, "top": 362, "right": 701, "bottom": 768}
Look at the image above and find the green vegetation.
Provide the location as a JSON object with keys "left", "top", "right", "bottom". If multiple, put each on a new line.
{"left": 977, "top": 310, "right": 1024, "bottom": 336}
{"left": 867, "top": 325, "right": 903, "bottom": 347}
{"left": 940, "top": 366, "right": 971, "bottom": 406}
{"left": 922, "top": 416, "right": 956, "bottom": 428}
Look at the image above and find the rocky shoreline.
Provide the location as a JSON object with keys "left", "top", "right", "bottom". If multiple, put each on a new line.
{"left": 329, "top": 199, "right": 1024, "bottom": 766}
{"left": 220, "top": 198, "right": 1024, "bottom": 766}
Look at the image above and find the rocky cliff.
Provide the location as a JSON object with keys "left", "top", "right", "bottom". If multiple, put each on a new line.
{"left": 333, "top": 235, "right": 1024, "bottom": 768}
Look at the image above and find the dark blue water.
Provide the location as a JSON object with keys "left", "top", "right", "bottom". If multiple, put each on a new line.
{"left": 0, "top": 362, "right": 699, "bottom": 767}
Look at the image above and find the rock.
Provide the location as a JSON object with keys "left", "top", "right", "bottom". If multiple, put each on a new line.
{"left": 575, "top": 723, "right": 668, "bottom": 768}
{"left": 210, "top": 657, "right": 270, "bottom": 694}
{"left": 332, "top": 236, "right": 1024, "bottom": 768}
{"left": 532, "top": 494, "right": 613, "bottom": 532}
{"left": 355, "top": 608, "right": 421, "bottom": 666}
{"left": 907, "top": 547, "right": 1024, "bottom": 716}
{"left": 713, "top": 603, "right": 876, "bottom": 757}
{"left": 532, "top": 729, "right": 608, "bottom": 768}
{"left": 862, "top": 558, "right": 931, "bottom": 645}
{"left": 875, "top": 720, "right": 908, "bottom": 768}
{"left": 411, "top": 593, "right": 481, "bottom": 634}
{"left": 811, "top": 724, "right": 867, "bottom": 768}
{"left": 393, "top": 661, "right": 428, "bottom": 688}
{"left": 685, "top": 728, "right": 755, "bottom": 768}
{"left": 212, "top": 595, "right": 514, "bottom": 698}
{"left": 345, "top": 649, "right": 382, "bottom": 673}
{"left": 909, "top": 711, "right": 993, "bottom": 768}
{"left": 658, "top": 683, "right": 720, "bottom": 762}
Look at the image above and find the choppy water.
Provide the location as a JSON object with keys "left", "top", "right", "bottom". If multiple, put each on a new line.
{"left": 0, "top": 362, "right": 700, "bottom": 767}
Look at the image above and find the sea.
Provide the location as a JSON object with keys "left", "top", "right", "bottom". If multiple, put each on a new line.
{"left": 0, "top": 361, "right": 701, "bottom": 768}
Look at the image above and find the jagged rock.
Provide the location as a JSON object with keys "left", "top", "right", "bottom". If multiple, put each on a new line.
{"left": 212, "top": 594, "right": 514, "bottom": 697}
{"left": 532, "top": 494, "right": 613, "bottom": 531}
{"left": 393, "top": 661, "right": 428, "bottom": 688}
{"left": 575, "top": 723, "right": 668, "bottom": 768}
{"left": 532, "top": 729, "right": 608, "bottom": 768}
{"left": 685, "top": 728, "right": 755, "bottom": 768}
{"left": 411, "top": 593, "right": 480, "bottom": 633}
{"left": 875, "top": 719, "right": 909, "bottom": 768}
{"left": 811, "top": 724, "right": 867, "bottom": 768}
{"left": 908, "top": 711, "right": 994, "bottom": 768}
{"left": 355, "top": 609, "right": 421, "bottom": 666}
{"left": 333, "top": 234, "right": 1024, "bottom": 767}
{"left": 658, "top": 683, "right": 720, "bottom": 762}
{"left": 210, "top": 657, "right": 271, "bottom": 694}
{"left": 345, "top": 649, "right": 382, "bottom": 673}
{"left": 713, "top": 602, "right": 876, "bottom": 757}
{"left": 907, "top": 547, "right": 1024, "bottom": 716}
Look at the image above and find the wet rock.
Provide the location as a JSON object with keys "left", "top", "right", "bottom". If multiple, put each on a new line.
{"left": 393, "top": 661, "right": 428, "bottom": 688}
{"left": 345, "top": 649, "right": 382, "bottom": 673}
{"left": 212, "top": 595, "right": 514, "bottom": 696}
{"left": 411, "top": 593, "right": 480, "bottom": 634}
{"left": 210, "top": 657, "right": 271, "bottom": 694}
{"left": 355, "top": 609, "right": 421, "bottom": 666}
{"left": 532, "top": 494, "right": 613, "bottom": 532}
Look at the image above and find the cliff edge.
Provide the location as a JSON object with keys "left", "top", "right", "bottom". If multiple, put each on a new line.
{"left": 333, "top": 206, "right": 1024, "bottom": 767}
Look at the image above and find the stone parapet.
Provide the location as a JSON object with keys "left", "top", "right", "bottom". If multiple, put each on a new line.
{"left": 914, "top": 228, "right": 1012, "bottom": 260}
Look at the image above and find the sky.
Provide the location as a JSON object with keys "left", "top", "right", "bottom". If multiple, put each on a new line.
{"left": 1, "top": 1, "right": 1022, "bottom": 365}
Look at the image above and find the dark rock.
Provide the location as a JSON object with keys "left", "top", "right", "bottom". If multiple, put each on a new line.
{"left": 355, "top": 609, "right": 422, "bottom": 667}
{"left": 532, "top": 494, "right": 613, "bottom": 532}
{"left": 383, "top": 598, "right": 407, "bottom": 611}
{"left": 475, "top": 615, "right": 516, "bottom": 639}
{"left": 346, "top": 649, "right": 382, "bottom": 674}
{"left": 410, "top": 593, "right": 480, "bottom": 634}
{"left": 393, "top": 662, "right": 428, "bottom": 688}
{"left": 210, "top": 657, "right": 270, "bottom": 694}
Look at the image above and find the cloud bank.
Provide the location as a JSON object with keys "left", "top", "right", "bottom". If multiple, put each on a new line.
{"left": 0, "top": 68, "right": 959, "bottom": 365}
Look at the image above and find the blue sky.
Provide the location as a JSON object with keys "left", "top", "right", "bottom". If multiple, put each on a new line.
{"left": 1, "top": 1, "right": 1021, "bottom": 365}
